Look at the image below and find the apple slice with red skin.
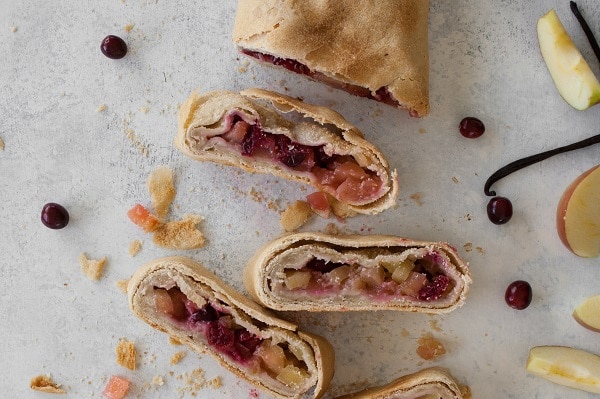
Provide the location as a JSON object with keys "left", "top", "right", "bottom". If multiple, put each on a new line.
{"left": 573, "top": 294, "right": 600, "bottom": 332}
{"left": 556, "top": 165, "right": 600, "bottom": 257}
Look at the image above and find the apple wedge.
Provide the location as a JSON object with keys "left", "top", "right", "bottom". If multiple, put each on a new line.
{"left": 573, "top": 294, "right": 600, "bottom": 332}
{"left": 527, "top": 345, "right": 600, "bottom": 393}
{"left": 537, "top": 9, "right": 600, "bottom": 110}
{"left": 556, "top": 165, "right": 600, "bottom": 257}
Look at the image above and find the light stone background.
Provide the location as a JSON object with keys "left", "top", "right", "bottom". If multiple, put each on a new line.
{"left": 1, "top": 1, "right": 600, "bottom": 398}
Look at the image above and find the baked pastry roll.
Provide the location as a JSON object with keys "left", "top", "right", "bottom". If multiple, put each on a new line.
{"left": 244, "top": 233, "right": 471, "bottom": 313}
{"left": 336, "top": 367, "right": 464, "bottom": 399}
{"left": 128, "top": 256, "right": 335, "bottom": 399}
{"left": 176, "top": 88, "right": 398, "bottom": 217}
{"left": 232, "top": 0, "right": 429, "bottom": 117}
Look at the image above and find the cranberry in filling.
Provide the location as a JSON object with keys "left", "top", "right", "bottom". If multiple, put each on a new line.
{"left": 225, "top": 117, "right": 383, "bottom": 205}
{"left": 240, "top": 49, "right": 400, "bottom": 108}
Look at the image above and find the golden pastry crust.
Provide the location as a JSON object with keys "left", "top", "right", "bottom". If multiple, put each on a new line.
{"left": 336, "top": 367, "right": 463, "bottom": 399}
{"left": 232, "top": 0, "right": 430, "bottom": 116}
{"left": 127, "top": 256, "right": 335, "bottom": 399}
{"left": 176, "top": 88, "right": 399, "bottom": 217}
{"left": 244, "top": 232, "right": 471, "bottom": 313}
{"left": 30, "top": 375, "right": 66, "bottom": 394}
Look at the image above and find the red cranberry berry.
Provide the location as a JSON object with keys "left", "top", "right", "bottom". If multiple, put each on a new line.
{"left": 207, "top": 321, "right": 235, "bottom": 350}
{"left": 305, "top": 258, "right": 340, "bottom": 274}
{"left": 100, "top": 35, "right": 128, "bottom": 59}
{"left": 487, "top": 196, "right": 513, "bottom": 225}
{"left": 41, "top": 203, "right": 69, "bottom": 229}
{"left": 459, "top": 117, "right": 485, "bottom": 138}
{"left": 419, "top": 275, "right": 450, "bottom": 301}
{"left": 505, "top": 280, "right": 532, "bottom": 310}
{"left": 190, "top": 303, "right": 218, "bottom": 323}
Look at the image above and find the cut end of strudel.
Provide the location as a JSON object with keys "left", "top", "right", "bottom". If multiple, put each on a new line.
{"left": 244, "top": 233, "right": 471, "bottom": 313}
{"left": 128, "top": 256, "right": 335, "bottom": 399}
{"left": 335, "top": 367, "right": 464, "bottom": 399}
{"left": 232, "top": 0, "right": 430, "bottom": 117}
{"left": 176, "top": 88, "right": 398, "bottom": 217}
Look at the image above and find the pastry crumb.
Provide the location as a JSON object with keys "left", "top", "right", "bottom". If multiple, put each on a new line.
{"left": 175, "top": 368, "right": 221, "bottom": 396}
{"left": 147, "top": 165, "right": 175, "bottom": 219}
{"left": 152, "top": 375, "right": 164, "bottom": 386}
{"left": 409, "top": 192, "right": 424, "bottom": 206}
{"left": 322, "top": 223, "right": 342, "bottom": 236}
{"left": 170, "top": 351, "right": 186, "bottom": 364}
{"left": 463, "top": 242, "right": 473, "bottom": 252}
{"left": 249, "top": 187, "right": 266, "bottom": 203}
{"left": 416, "top": 332, "right": 446, "bottom": 361}
{"left": 280, "top": 200, "right": 312, "bottom": 232}
{"left": 418, "top": 127, "right": 427, "bottom": 134}
{"left": 116, "top": 339, "right": 137, "bottom": 370}
{"left": 79, "top": 253, "right": 107, "bottom": 281}
{"left": 10, "top": 26, "right": 17, "bottom": 33}
{"left": 153, "top": 214, "right": 205, "bottom": 249}
{"left": 139, "top": 106, "right": 150, "bottom": 114}
{"left": 452, "top": 176, "right": 459, "bottom": 184}
{"left": 169, "top": 336, "right": 182, "bottom": 346}
{"left": 0, "top": 138, "right": 4, "bottom": 151}
{"left": 115, "top": 279, "right": 129, "bottom": 294}
{"left": 96, "top": 104, "right": 108, "bottom": 113}
{"left": 124, "top": 23, "right": 134, "bottom": 32}
{"left": 128, "top": 239, "right": 142, "bottom": 256}
{"left": 30, "top": 374, "right": 66, "bottom": 394}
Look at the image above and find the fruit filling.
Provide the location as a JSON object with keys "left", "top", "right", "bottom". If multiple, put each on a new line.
{"left": 198, "top": 113, "right": 385, "bottom": 206}
{"left": 240, "top": 49, "right": 400, "bottom": 107}
{"left": 240, "top": 49, "right": 401, "bottom": 108}
{"left": 152, "top": 286, "right": 310, "bottom": 387}
{"left": 272, "top": 248, "right": 455, "bottom": 302}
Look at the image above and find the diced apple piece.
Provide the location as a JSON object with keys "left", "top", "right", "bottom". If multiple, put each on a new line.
{"left": 527, "top": 345, "right": 600, "bottom": 394}
{"left": 276, "top": 364, "right": 308, "bottom": 388}
{"left": 326, "top": 265, "right": 351, "bottom": 285}
{"left": 284, "top": 270, "right": 312, "bottom": 290}
{"left": 573, "top": 295, "right": 600, "bottom": 332}
{"left": 127, "top": 203, "right": 162, "bottom": 232}
{"left": 306, "top": 191, "right": 331, "bottom": 218}
{"left": 537, "top": 9, "right": 600, "bottom": 110}
{"left": 398, "top": 272, "right": 428, "bottom": 297}
{"left": 102, "top": 375, "right": 130, "bottom": 399}
{"left": 154, "top": 288, "right": 174, "bottom": 315}
{"left": 257, "top": 341, "right": 287, "bottom": 375}
{"left": 556, "top": 165, "right": 600, "bottom": 257}
{"left": 360, "top": 265, "right": 385, "bottom": 287}
{"left": 391, "top": 260, "right": 416, "bottom": 283}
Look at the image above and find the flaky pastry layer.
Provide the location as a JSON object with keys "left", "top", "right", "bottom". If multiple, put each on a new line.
{"left": 244, "top": 233, "right": 471, "bottom": 313}
{"left": 128, "top": 256, "right": 334, "bottom": 399}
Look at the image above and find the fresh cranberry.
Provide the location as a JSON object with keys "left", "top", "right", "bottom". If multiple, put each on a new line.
{"left": 207, "top": 321, "right": 235, "bottom": 350}
{"left": 241, "top": 125, "right": 276, "bottom": 156}
{"left": 418, "top": 275, "right": 449, "bottom": 301}
{"left": 100, "top": 35, "right": 128, "bottom": 59}
{"left": 275, "top": 135, "right": 308, "bottom": 167}
{"left": 190, "top": 303, "right": 218, "bottom": 323}
{"left": 372, "top": 87, "right": 399, "bottom": 107}
{"left": 505, "top": 280, "right": 532, "bottom": 310}
{"left": 487, "top": 196, "right": 513, "bottom": 224}
{"left": 459, "top": 117, "right": 485, "bottom": 138}
{"left": 41, "top": 203, "right": 69, "bottom": 229}
{"left": 305, "top": 258, "right": 340, "bottom": 273}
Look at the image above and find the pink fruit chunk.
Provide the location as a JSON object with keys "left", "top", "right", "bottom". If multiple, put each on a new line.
{"left": 102, "top": 375, "right": 130, "bottom": 399}
{"left": 127, "top": 203, "right": 162, "bottom": 232}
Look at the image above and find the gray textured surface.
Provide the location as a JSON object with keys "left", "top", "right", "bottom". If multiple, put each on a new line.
{"left": 1, "top": 0, "right": 600, "bottom": 398}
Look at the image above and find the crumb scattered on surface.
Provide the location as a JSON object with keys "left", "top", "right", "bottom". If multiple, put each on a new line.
{"left": 175, "top": 368, "right": 221, "bottom": 396}
{"left": 452, "top": 176, "right": 459, "bottom": 184}
{"left": 116, "top": 339, "right": 137, "bottom": 370}
{"left": 124, "top": 23, "right": 134, "bottom": 32}
{"left": 79, "top": 253, "right": 107, "bottom": 281}
{"left": 322, "top": 223, "right": 342, "bottom": 236}
{"left": 128, "top": 239, "right": 142, "bottom": 256}
{"left": 418, "top": 127, "right": 427, "bottom": 134}
{"left": 0, "top": 138, "right": 4, "bottom": 151}
{"left": 249, "top": 187, "right": 267, "bottom": 203}
{"left": 460, "top": 384, "right": 472, "bottom": 399}
{"left": 169, "top": 337, "right": 182, "bottom": 346}
{"left": 153, "top": 214, "right": 205, "bottom": 249}
{"left": 10, "top": 26, "right": 17, "bottom": 33}
{"left": 476, "top": 246, "right": 485, "bottom": 255}
{"left": 96, "top": 104, "right": 107, "bottom": 113}
{"left": 30, "top": 374, "right": 66, "bottom": 394}
{"left": 400, "top": 328, "right": 410, "bottom": 337}
{"left": 122, "top": 116, "right": 149, "bottom": 157}
{"left": 463, "top": 243, "right": 473, "bottom": 252}
{"left": 152, "top": 375, "right": 164, "bottom": 387}
{"left": 416, "top": 332, "right": 446, "bottom": 361}
{"left": 147, "top": 166, "right": 175, "bottom": 219}
{"left": 140, "top": 106, "right": 150, "bottom": 114}
{"left": 115, "top": 279, "right": 129, "bottom": 293}
{"left": 429, "top": 319, "right": 442, "bottom": 332}
{"left": 409, "top": 192, "right": 424, "bottom": 206}
{"left": 170, "top": 351, "right": 186, "bottom": 364}
{"left": 280, "top": 200, "right": 312, "bottom": 231}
